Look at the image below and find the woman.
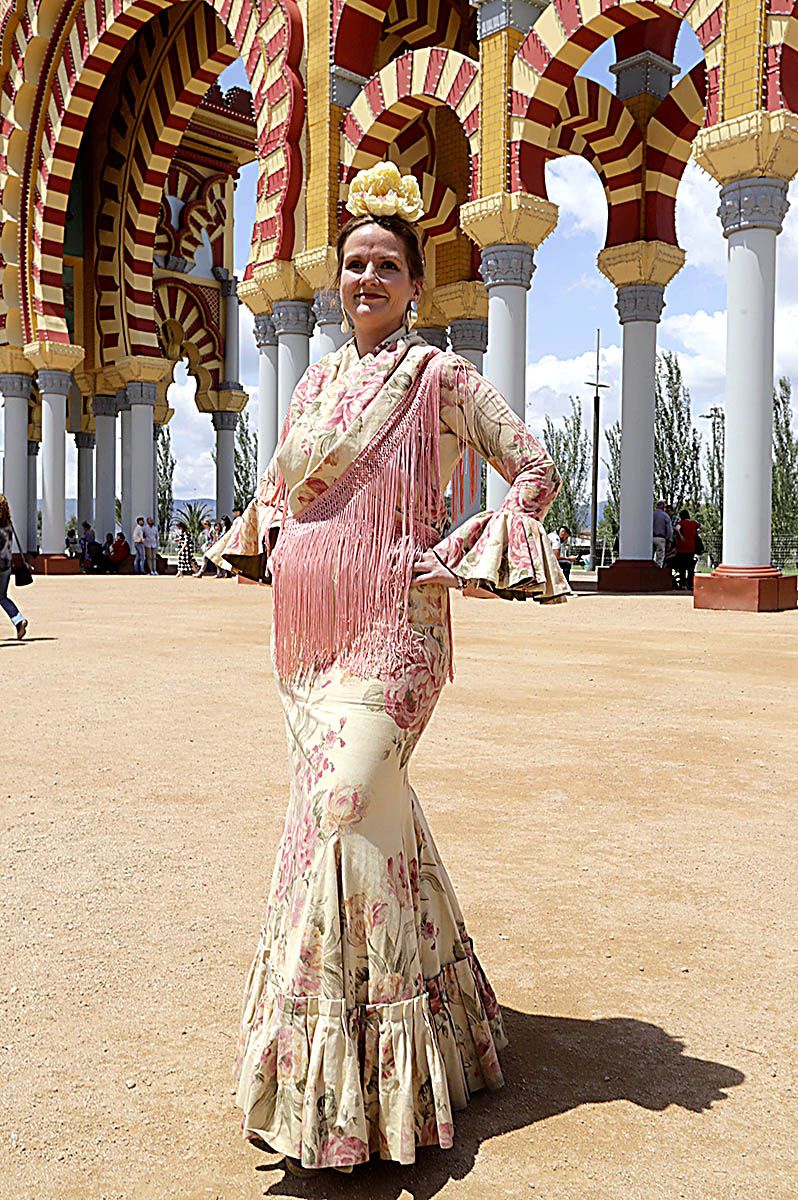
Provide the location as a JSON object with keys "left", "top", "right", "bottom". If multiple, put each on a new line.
{"left": 174, "top": 521, "right": 195, "bottom": 577}
{"left": 209, "top": 163, "right": 568, "bottom": 1174}
{"left": 673, "top": 509, "right": 702, "bottom": 592}
{"left": 0, "top": 494, "right": 29, "bottom": 639}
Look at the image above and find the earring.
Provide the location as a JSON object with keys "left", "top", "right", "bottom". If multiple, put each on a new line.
{"left": 406, "top": 299, "right": 418, "bottom": 332}
{"left": 340, "top": 309, "right": 352, "bottom": 336}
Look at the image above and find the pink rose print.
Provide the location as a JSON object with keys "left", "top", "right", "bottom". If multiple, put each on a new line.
{"left": 383, "top": 656, "right": 445, "bottom": 735}
{"left": 370, "top": 900, "right": 387, "bottom": 929}
{"left": 386, "top": 852, "right": 410, "bottom": 906}
{"left": 420, "top": 918, "right": 437, "bottom": 949}
{"left": 294, "top": 805, "right": 320, "bottom": 875}
{"left": 317, "top": 1134, "right": 368, "bottom": 1168}
{"left": 372, "top": 971, "right": 413, "bottom": 1005}
{"left": 293, "top": 928, "right": 323, "bottom": 995}
{"left": 321, "top": 784, "right": 368, "bottom": 837}
{"left": 273, "top": 829, "right": 295, "bottom": 902}
{"left": 342, "top": 893, "right": 369, "bottom": 946}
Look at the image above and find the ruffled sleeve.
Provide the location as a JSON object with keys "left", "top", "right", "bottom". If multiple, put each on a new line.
{"left": 433, "top": 356, "right": 570, "bottom": 602}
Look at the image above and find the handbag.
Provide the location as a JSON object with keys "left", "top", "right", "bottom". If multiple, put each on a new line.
{"left": 695, "top": 532, "right": 705, "bottom": 556}
{"left": 9, "top": 521, "right": 33, "bottom": 586}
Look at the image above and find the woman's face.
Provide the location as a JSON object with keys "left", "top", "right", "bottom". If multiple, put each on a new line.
{"left": 340, "top": 225, "right": 422, "bottom": 342}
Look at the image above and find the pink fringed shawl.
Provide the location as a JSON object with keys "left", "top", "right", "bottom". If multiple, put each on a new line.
{"left": 271, "top": 349, "right": 445, "bottom": 680}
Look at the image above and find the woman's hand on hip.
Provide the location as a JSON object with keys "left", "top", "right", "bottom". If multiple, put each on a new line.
{"left": 411, "top": 549, "right": 460, "bottom": 588}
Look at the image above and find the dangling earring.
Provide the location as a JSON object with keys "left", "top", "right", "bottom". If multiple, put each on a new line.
{"left": 406, "top": 299, "right": 418, "bottom": 332}
{"left": 340, "top": 308, "right": 352, "bottom": 336}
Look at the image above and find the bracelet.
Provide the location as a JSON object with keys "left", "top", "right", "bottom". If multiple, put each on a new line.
{"left": 433, "top": 550, "right": 465, "bottom": 590}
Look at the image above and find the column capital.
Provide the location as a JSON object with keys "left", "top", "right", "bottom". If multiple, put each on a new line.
{"left": 461, "top": 191, "right": 558, "bottom": 250}
{"left": 272, "top": 299, "right": 315, "bottom": 338}
{"left": 254, "top": 314, "right": 277, "bottom": 349}
{"left": 116, "top": 387, "right": 130, "bottom": 413}
{"left": 449, "top": 318, "right": 488, "bottom": 355}
{"left": 312, "top": 290, "right": 343, "bottom": 326}
{"left": 214, "top": 271, "right": 238, "bottom": 298}
{"left": 116, "top": 355, "right": 171, "bottom": 386}
{"left": 693, "top": 110, "right": 798, "bottom": 186}
{"left": 92, "top": 393, "right": 118, "bottom": 418}
{"left": 216, "top": 387, "right": 248, "bottom": 410}
{"left": 610, "top": 51, "right": 678, "bottom": 101}
{"left": 718, "top": 177, "right": 789, "bottom": 237}
{"left": 0, "top": 372, "right": 33, "bottom": 399}
{"left": 471, "top": 0, "right": 546, "bottom": 39}
{"left": 479, "top": 243, "right": 536, "bottom": 290}
{"left": 597, "top": 239, "right": 685, "bottom": 289}
{"left": 127, "top": 381, "right": 157, "bottom": 407}
{"left": 27, "top": 439, "right": 40, "bottom": 456}
{"left": 211, "top": 410, "right": 239, "bottom": 432}
{"left": 37, "top": 368, "right": 73, "bottom": 395}
{"left": 615, "top": 283, "right": 665, "bottom": 324}
{"left": 416, "top": 327, "right": 449, "bottom": 350}
{"left": 74, "top": 431, "right": 95, "bottom": 450}
{"left": 239, "top": 260, "right": 313, "bottom": 314}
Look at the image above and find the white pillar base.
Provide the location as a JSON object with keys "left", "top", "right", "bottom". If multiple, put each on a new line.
{"left": 39, "top": 369, "right": 72, "bottom": 554}
{"left": 1, "top": 373, "right": 32, "bottom": 541}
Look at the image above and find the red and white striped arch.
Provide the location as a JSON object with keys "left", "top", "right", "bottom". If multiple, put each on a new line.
{"left": 765, "top": 0, "right": 798, "bottom": 113}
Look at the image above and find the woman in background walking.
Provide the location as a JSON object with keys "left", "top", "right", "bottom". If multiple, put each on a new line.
{"left": 0, "top": 494, "right": 29, "bottom": 639}
{"left": 175, "top": 520, "right": 196, "bottom": 578}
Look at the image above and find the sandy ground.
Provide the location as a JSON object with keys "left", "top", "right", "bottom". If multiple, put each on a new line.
{"left": 0, "top": 576, "right": 796, "bottom": 1200}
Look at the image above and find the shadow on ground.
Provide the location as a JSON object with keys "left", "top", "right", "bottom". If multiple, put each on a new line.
{"left": 255, "top": 1007, "right": 745, "bottom": 1199}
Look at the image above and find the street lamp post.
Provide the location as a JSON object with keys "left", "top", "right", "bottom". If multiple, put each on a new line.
{"left": 584, "top": 329, "right": 609, "bottom": 571}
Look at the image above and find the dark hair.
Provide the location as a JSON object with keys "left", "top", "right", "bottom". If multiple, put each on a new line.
{"left": 176, "top": 521, "right": 187, "bottom": 532}
{"left": 560, "top": 525, "right": 572, "bottom": 536}
{"left": 680, "top": 509, "right": 690, "bottom": 520}
{"left": 335, "top": 214, "right": 425, "bottom": 287}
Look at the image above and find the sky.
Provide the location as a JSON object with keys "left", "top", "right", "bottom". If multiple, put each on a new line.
{"left": 8, "top": 32, "right": 798, "bottom": 501}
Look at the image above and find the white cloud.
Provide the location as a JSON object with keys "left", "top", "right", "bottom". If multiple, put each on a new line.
{"left": 675, "top": 161, "right": 725, "bottom": 278}
{"left": 544, "top": 157, "right": 608, "bottom": 245}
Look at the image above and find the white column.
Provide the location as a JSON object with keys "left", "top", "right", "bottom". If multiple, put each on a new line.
{"left": 39, "top": 369, "right": 72, "bottom": 554}
{"left": 254, "top": 315, "right": 278, "bottom": 475}
{"left": 221, "top": 276, "right": 242, "bottom": 390}
{"left": 479, "top": 244, "right": 535, "bottom": 509}
{"left": 27, "top": 441, "right": 39, "bottom": 552}
{"left": 119, "top": 389, "right": 132, "bottom": 541}
{"left": 0, "top": 372, "right": 32, "bottom": 540}
{"left": 450, "top": 319, "right": 488, "bottom": 521}
{"left": 212, "top": 410, "right": 237, "bottom": 519}
{"left": 272, "top": 300, "right": 314, "bottom": 429}
{"left": 718, "top": 178, "right": 789, "bottom": 569}
{"left": 152, "top": 424, "right": 160, "bottom": 523}
{"left": 93, "top": 393, "right": 118, "bottom": 537}
{"left": 75, "top": 432, "right": 95, "bottom": 527}
{"left": 312, "top": 291, "right": 347, "bottom": 361}
{"left": 616, "top": 285, "right": 665, "bottom": 561}
{"left": 127, "top": 382, "right": 155, "bottom": 533}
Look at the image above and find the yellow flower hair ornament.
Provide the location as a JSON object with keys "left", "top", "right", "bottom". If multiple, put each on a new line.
{"left": 346, "top": 162, "right": 424, "bottom": 223}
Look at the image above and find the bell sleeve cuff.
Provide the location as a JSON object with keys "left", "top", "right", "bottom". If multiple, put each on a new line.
{"left": 205, "top": 496, "right": 282, "bottom": 581}
{"left": 435, "top": 509, "right": 571, "bottom": 602}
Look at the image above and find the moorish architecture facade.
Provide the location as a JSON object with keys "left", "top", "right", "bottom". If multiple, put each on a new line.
{"left": 1, "top": 0, "right": 797, "bottom": 609}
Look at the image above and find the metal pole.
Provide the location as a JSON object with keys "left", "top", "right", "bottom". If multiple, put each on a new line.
{"left": 585, "top": 329, "right": 607, "bottom": 572}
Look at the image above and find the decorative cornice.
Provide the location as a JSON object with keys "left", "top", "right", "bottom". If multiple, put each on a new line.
{"left": 471, "top": 0, "right": 547, "bottom": 40}
{"left": 449, "top": 318, "right": 488, "bottom": 354}
{"left": 296, "top": 247, "right": 339, "bottom": 293}
{"left": 243, "top": 260, "right": 313, "bottom": 308}
{"left": 254, "top": 315, "right": 277, "bottom": 350}
{"left": 214, "top": 388, "right": 248, "bottom": 413}
{"left": 597, "top": 240, "right": 685, "bottom": 289}
{"left": 91, "top": 394, "right": 118, "bottom": 419}
{"left": 416, "top": 327, "right": 449, "bottom": 350}
{"left": 0, "top": 349, "right": 33, "bottom": 375}
{"left": 313, "top": 290, "right": 343, "bottom": 326}
{"left": 127, "top": 381, "right": 157, "bottom": 407}
{"left": 0, "top": 372, "right": 33, "bottom": 399}
{"left": 717, "top": 177, "right": 789, "bottom": 237}
{"left": 479, "top": 243, "right": 536, "bottom": 289}
{"left": 24, "top": 341, "right": 84, "bottom": 373}
{"left": 117, "top": 356, "right": 171, "bottom": 386}
{"left": 433, "top": 281, "right": 488, "bottom": 322}
{"left": 693, "top": 110, "right": 798, "bottom": 186}
{"left": 37, "top": 369, "right": 74, "bottom": 395}
{"left": 461, "top": 191, "right": 558, "bottom": 251}
{"left": 74, "top": 432, "right": 96, "bottom": 450}
{"left": 616, "top": 284, "right": 665, "bottom": 325}
{"left": 211, "top": 410, "right": 239, "bottom": 432}
{"left": 610, "top": 51, "right": 678, "bottom": 102}
{"left": 330, "top": 65, "right": 368, "bottom": 109}
{"left": 272, "top": 300, "right": 315, "bottom": 338}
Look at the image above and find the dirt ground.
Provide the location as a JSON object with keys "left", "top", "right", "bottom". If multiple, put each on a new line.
{"left": 1, "top": 576, "right": 796, "bottom": 1200}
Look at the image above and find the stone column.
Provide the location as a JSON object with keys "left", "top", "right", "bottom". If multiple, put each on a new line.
{"left": 93, "top": 394, "right": 118, "bottom": 537}
{"left": 119, "top": 389, "right": 132, "bottom": 540}
{"left": 127, "top": 382, "right": 155, "bottom": 533}
{"left": 0, "top": 372, "right": 32, "bottom": 540}
{"left": 27, "top": 441, "right": 39, "bottom": 552}
{"left": 152, "top": 424, "right": 160, "bottom": 523}
{"left": 449, "top": 319, "right": 489, "bottom": 520}
{"left": 39, "top": 369, "right": 72, "bottom": 553}
{"left": 212, "top": 410, "right": 237, "bottom": 519}
{"left": 75, "top": 432, "right": 95, "bottom": 527}
{"left": 415, "top": 326, "right": 449, "bottom": 350}
{"left": 220, "top": 276, "right": 243, "bottom": 391}
{"left": 479, "top": 244, "right": 535, "bottom": 509}
{"left": 272, "top": 300, "right": 314, "bottom": 429}
{"left": 313, "top": 291, "right": 347, "bottom": 360}
{"left": 254, "top": 315, "right": 278, "bottom": 475}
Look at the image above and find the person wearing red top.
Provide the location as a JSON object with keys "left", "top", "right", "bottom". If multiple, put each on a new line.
{"left": 107, "top": 533, "right": 131, "bottom": 573}
{"left": 674, "top": 509, "right": 701, "bottom": 592}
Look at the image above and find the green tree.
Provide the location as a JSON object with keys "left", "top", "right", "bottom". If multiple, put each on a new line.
{"left": 175, "top": 500, "right": 212, "bottom": 544}
{"left": 699, "top": 405, "right": 724, "bottom": 560}
{"left": 598, "top": 420, "right": 621, "bottom": 543}
{"left": 543, "top": 396, "right": 590, "bottom": 534}
{"left": 234, "top": 409, "right": 259, "bottom": 510}
{"left": 654, "top": 351, "right": 702, "bottom": 514}
{"left": 157, "top": 424, "right": 176, "bottom": 543}
{"left": 772, "top": 376, "right": 798, "bottom": 542}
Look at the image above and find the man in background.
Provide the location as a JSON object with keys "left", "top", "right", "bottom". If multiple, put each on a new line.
{"left": 652, "top": 501, "right": 673, "bottom": 568}
{"left": 144, "top": 516, "right": 159, "bottom": 576}
{"left": 132, "top": 516, "right": 147, "bottom": 575}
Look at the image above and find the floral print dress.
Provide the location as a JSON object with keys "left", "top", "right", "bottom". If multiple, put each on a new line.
{"left": 210, "top": 331, "right": 567, "bottom": 1170}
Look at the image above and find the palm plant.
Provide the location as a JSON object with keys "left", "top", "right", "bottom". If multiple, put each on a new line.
{"left": 175, "top": 500, "right": 212, "bottom": 544}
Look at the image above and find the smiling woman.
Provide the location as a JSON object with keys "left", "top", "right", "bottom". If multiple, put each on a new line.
{"left": 338, "top": 219, "right": 425, "bottom": 356}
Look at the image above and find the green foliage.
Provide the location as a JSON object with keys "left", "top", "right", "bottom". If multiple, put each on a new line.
{"left": 543, "top": 396, "right": 590, "bottom": 534}
{"left": 654, "top": 352, "right": 702, "bottom": 514}
{"left": 157, "top": 424, "right": 176, "bottom": 544}
{"left": 175, "top": 500, "right": 212, "bottom": 544}
{"left": 598, "top": 420, "right": 621, "bottom": 543}
{"left": 234, "top": 408, "right": 259, "bottom": 511}
{"left": 699, "top": 405, "right": 724, "bottom": 557}
{"left": 65, "top": 514, "right": 78, "bottom": 536}
{"left": 772, "top": 376, "right": 798, "bottom": 542}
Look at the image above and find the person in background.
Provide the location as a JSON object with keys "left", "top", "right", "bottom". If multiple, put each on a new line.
{"left": 175, "top": 520, "right": 196, "bottom": 577}
{"left": 194, "top": 519, "right": 217, "bottom": 578}
{"left": 65, "top": 528, "right": 80, "bottom": 558}
{"left": 673, "top": 509, "right": 702, "bottom": 593}
{"left": 548, "top": 525, "right": 575, "bottom": 581}
{"left": 101, "top": 532, "right": 114, "bottom": 561}
{"left": 79, "top": 520, "right": 96, "bottom": 571}
{"left": 0, "top": 493, "right": 29, "bottom": 639}
{"left": 132, "top": 516, "right": 147, "bottom": 574}
{"left": 652, "top": 501, "right": 673, "bottom": 568}
{"left": 108, "top": 532, "right": 131, "bottom": 573}
{"left": 144, "top": 516, "right": 159, "bottom": 576}
{"left": 216, "top": 516, "right": 233, "bottom": 578}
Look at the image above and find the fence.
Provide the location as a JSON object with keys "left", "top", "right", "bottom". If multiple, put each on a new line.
{"left": 592, "top": 535, "right": 798, "bottom": 572}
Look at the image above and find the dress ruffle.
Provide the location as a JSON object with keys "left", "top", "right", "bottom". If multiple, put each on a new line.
{"left": 234, "top": 936, "right": 506, "bottom": 1168}
{"left": 441, "top": 508, "right": 570, "bottom": 601}
{"left": 206, "top": 496, "right": 281, "bottom": 580}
